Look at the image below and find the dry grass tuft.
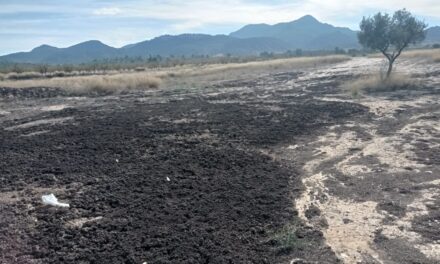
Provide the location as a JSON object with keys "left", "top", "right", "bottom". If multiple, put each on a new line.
{"left": 342, "top": 74, "right": 419, "bottom": 96}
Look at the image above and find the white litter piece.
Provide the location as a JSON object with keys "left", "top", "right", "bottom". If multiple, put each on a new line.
{"left": 166, "top": 177, "right": 171, "bottom": 182}
{"left": 42, "top": 194, "right": 70, "bottom": 208}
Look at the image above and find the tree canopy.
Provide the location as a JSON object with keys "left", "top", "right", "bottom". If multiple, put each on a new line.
{"left": 358, "top": 9, "right": 427, "bottom": 77}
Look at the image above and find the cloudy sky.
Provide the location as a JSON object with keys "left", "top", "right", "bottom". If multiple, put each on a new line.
{"left": 1, "top": 0, "right": 440, "bottom": 55}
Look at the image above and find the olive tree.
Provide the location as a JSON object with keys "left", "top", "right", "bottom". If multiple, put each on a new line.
{"left": 358, "top": 9, "right": 427, "bottom": 78}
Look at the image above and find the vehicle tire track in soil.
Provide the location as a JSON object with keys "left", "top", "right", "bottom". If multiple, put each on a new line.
{"left": 0, "top": 85, "right": 366, "bottom": 263}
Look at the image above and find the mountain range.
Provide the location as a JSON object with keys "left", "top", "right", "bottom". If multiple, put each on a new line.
{"left": 230, "top": 15, "right": 360, "bottom": 49}
{"left": 1, "top": 15, "right": 439, "bottom": 65}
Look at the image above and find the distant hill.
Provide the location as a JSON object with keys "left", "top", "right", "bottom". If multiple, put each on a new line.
{"left": 230, "top": 15, "right": 360, "bottom": 50}
{"left": 425, "top": 26, "right": 440, "bottom": 44}
{"left": 1, "top": 40, "right": 121, "bottom": 64}
{"left": 0, "top": 15, "right": 439, "bottom": 65}
{"left": 2, "top": 44, "right": 59, "bottom": 64}
{"left": 124, "top": 34, "right": 289, "bottom": 57}
{"left": 55, "top": 40, "right": 121, "bottom": 64}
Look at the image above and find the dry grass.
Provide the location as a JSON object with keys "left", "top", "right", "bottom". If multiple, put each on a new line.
{"left": 342, "top": 74, "right": 420, "bottom": 96}
{"left": 158, "top": 55, "right": 351, "bottom": 89}
{"left": 59, "top": 74, "right": 162, "bottom": 94}
{"left": 164, "top": 55, "right": 350, "bottom": 77}
{"left": 368, "top": 49, "right": 440, "bottom": 63}
{"left": 2, "top": 69, "right": 127, "bottom": 81}
{"left": 1, "top": 73, "right": 162, "bottom": 94}
{"left": 197, "top": 55, "right": 349, "bottom": 73}
{"left": 0, "top": 55, "right": 350, "bottom": 94}
{"left": 401, "top": 49, "right": 440, "bottom": 61}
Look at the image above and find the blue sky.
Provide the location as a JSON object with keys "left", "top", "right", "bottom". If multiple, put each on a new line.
{"left": 1, "top": 0, "right": 440, "bottom": 55}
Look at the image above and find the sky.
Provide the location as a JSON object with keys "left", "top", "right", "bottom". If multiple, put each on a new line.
{"left": 1, "top": 0, "right": 440, "bottom": 55}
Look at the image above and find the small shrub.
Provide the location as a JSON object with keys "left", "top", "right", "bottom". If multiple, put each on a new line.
{"left": 350, "top": 86, "right": 361, "bottom": 98}
{"left": 5, "top": 71, "right": 43, "bottom": 80}
{"left": 271, "top": 223, "right": 303, "bottom": 253}
{"left": 37, "top": 64, "right": 49, "bottom": 74}
{"left": 50, "top": 71, "right": 66, "bottom": 78}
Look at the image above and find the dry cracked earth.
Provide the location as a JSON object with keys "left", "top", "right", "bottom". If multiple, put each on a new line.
{"left": 0, "top": 57, "right": 439, "bottom": 264}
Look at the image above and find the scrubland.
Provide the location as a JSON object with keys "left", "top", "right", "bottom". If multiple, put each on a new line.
{"left": 0, "top": 55, "right": 349, "bottom": 94}
{"left": 2, "top": 49, "right": 438, "bottom": 95}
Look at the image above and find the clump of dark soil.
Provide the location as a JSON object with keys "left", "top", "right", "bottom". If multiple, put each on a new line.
{"left": 377, "top": 201, "right": 407, "bottom": 217}
{"left": 305, "top": 205, "right": 321, "bottom": 219}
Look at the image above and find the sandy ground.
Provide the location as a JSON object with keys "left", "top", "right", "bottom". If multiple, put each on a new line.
{"left": 0, "top": 56, "right": 439, "bottom": 263}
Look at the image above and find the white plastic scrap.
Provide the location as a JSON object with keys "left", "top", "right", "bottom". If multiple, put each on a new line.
{"left": 41, "top": 194, "right": 70, "bottom": 208}
{"left": 166, "top": 177, "right": 171, "bottom": 182}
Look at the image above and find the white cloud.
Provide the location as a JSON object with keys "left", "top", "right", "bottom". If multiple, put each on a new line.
{"left": 300, "top": 0, "right": 440, "bottom": 19}
{"left": 100, "top": 0, "right": 440, "bottom": 31}
{"left": 120, "top": 0, "right": 306, "bottom": 25}
{"left": 93, "top": 7, "right": 122, "bottom": 16}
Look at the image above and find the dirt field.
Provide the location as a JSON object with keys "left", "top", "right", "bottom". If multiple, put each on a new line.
{"left": 0, "top": 57, "right": 439, "bottom": 263}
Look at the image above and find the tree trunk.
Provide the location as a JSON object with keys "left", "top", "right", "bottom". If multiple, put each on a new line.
{"left": 386, "top": 58, "right": 394, "bottom": 79}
